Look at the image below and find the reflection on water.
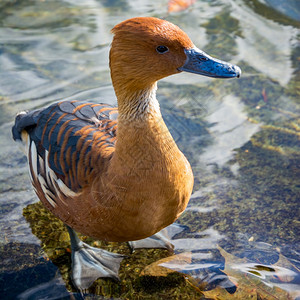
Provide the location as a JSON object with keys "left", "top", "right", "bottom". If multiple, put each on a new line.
{"left": 0, "top": 0, "right": 299, "bottom": 299}
{"left": 234, "top": 0, "right": 296, "bottom": 85}
{"left": 200, "top": 94, "right": 260, "bottom": 165}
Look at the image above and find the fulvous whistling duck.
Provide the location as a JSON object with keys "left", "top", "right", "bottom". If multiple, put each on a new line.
{"left": 12, "top": 17, "right": 241, "bottom": 289}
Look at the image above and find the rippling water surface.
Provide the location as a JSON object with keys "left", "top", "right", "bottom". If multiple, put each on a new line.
{"left": 0, "top": 0, "right": 299, "bottom": 299}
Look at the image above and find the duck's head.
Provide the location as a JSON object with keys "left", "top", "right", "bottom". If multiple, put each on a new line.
{"left": 110, "top": 17, "right": 241, "bottom": 96}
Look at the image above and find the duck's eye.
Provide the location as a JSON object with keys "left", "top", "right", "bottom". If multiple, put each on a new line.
{"left": 156, "top": 45, "right": 169, "bottom": 54}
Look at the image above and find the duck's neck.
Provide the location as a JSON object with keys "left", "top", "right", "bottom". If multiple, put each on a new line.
{"left": 116, "top": 82, "right": 161, "bottom": 122}
{"left": 110, "top": 82, "right": 180, "bottom": 177}
{"left": 116, "top": 82, "right": 167, "bottom": 142}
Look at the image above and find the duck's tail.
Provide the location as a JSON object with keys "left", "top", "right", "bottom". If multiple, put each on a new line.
{"left": 12, "top": 109, "right": 41, "bottom": 155}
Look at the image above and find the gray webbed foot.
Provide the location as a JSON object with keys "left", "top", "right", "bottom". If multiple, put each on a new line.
{"left": 128, "top": 228, "right": 174, "bottom": 252}
{"left": 66, "top": 226, "right": 125, "bottom": 290}
{"left": 128, "top": 224, "right": 187, "bottom": 252}
{"left": 128, "top": 229, "right": 174, "bottom": 252}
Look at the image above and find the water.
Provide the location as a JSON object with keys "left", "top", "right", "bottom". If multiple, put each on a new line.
{"left": 0, "top": 0, "right": 299, "bottom": 299}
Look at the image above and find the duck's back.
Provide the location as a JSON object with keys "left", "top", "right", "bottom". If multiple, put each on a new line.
{"left": 12, "top": 100, "right": 118, "bottom": 209}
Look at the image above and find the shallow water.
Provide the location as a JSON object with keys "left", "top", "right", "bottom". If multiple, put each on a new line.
{"left": 0, "top": 0, "right": 299, "bottom": 299}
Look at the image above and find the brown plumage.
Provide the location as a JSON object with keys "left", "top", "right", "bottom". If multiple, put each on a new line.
{"left": 12, "top": 17, "right": 240, "bottom": 288}
{"left": 13, "top": 17, "right": 195, "bottom": 242}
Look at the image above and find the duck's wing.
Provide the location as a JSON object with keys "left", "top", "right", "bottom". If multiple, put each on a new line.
{"left": 12, "top": 100, "right": 118, "bottom": 207}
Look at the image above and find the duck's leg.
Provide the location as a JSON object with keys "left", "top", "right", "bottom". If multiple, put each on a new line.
{"left": 128, "top": 228, "right": 174, "bottom": 252}
{"left": 66, "top": 225, "right": 125, "bottom": 290}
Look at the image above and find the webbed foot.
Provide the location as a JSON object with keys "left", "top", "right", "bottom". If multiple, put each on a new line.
{"left": 128, "top": 224, "right": 187, "bottom": 252}
{"left": 128, "top": 228, "right": 174, "bottom": 252}
{"left": 66, "top": 226, "right": 125, "bottom": 290}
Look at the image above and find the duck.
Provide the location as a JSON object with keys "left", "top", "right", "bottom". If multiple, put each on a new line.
{"left": 12, "top": 17, "right": 241, "bottom": 290}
